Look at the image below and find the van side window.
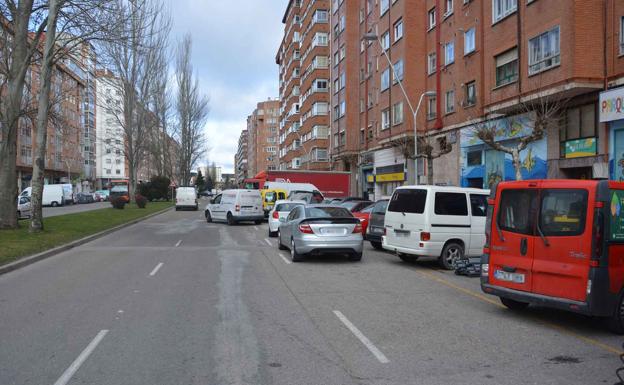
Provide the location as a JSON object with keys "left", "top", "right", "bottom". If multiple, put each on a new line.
{"left": 213, "top": 195, "right": 222, "bottom": 204}
{"left": 498, "top": 189, "right": 537, "bottom": 235}
{"left": 539, "top": 189, "right": 588, "bottom": 236}
{"left": 470, "top": 194, "right": 488, "bottom": 217}
{"left": 434, "top": 192, "right": 468, "bottom": 216}
{"left": 388, "top": 189, "right": 427, "bottom": 214}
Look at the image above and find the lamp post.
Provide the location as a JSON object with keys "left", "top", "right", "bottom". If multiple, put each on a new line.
{"left": 363, "top": 32, "right": 435, "bottom": 184}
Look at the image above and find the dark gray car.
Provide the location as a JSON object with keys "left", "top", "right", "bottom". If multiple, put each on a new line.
{"left": 364, "top": 199, "right": 388, "bottom": 250}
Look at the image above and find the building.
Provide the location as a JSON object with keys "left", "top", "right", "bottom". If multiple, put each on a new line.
{"left": 235, "top": 129, "right": 249, "bottom": 184}
{"left": 277, "top": 0, "right": 331, "bottom": 172}
{"left": 246, "top": 99, "right": 280, "bottom": 177}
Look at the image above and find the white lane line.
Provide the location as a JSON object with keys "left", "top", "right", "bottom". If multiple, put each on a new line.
{"left": 264, "top": 238, "right": 272, "bottom": 246}
{"left": 53, "top": 330, "right": 109, "bottom": 385}
{"left": 175, "top": 240, "right": 182, "bottom": 247}
{"left": 254, "top": 226, "right": 259, "bottom": 231}
{"left": 279, "top": 253, "right": 292, "bottom": 265}
{"left": 333, "top": 310, "right": 389, "bottom": 364}
{"left": 149, "top": 262, "right": 164, "bottom": 277}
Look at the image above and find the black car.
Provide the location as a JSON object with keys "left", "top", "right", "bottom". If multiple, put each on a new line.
{"left": 364, "top": 199, "right": 388, "bottom": 250}
{"left": 76, "top": 192, "right": 95, "bottom": 204}
{"left": 341, "top": 200, "right": 373, "bottom": 213}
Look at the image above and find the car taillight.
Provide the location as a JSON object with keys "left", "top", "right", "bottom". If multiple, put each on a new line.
{"left": 299, "top": 224, "right": 314, "bottom": 234}
{"left": 272, "top": 211, "right": 279, "bottom": 219}
{"left": 235, "top": 205, "right": 240, "bottom": 212}
{"left": 420, "top": 232, "right": 430, "bottom": 241}
{"left": 352, "top": 223, "right": 363, "bottom": 233}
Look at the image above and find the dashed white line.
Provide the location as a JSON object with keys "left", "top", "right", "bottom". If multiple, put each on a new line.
{"left": 264, "top": 238, "right": 272, "bottom": 246}
{"left": 333, "top": 310, "right": 389, "bottom": 364}
{"left": 175, "top": 240, "right": 182, "bottom": 247}
{"left": 149, "top": 262, "right": 164, "bottom": 276}
{"left": 53, "top": 330, "right": 109, "bottom": 385}
{"left": 279, "top": 253, "right": 292, "bottom": 265}
{"left": 254, "top": 226, "right": 259, "bottom": 231}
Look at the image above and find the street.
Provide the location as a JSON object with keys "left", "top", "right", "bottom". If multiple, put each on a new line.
{"left": 42, "top": 202, "right": 110, "bottom": 218}
{"left": 0, "top": 204, "right": 622, "bottom": 385}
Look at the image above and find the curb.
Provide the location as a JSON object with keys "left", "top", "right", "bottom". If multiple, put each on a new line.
{"left": 0, "top": 205, "right": 174, "bottom": 276}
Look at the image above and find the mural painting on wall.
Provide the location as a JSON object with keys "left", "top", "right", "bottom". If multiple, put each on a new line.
{"left": 611, "top": 128, "right": 624, "bottom": 181}
{"left": 460, "top": 113, "right": 548, "bottom": 189}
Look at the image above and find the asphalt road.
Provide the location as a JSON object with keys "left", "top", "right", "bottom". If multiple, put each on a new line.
{"left": 43, "top": 202, "right": 110, "bottom": 218}
{"left": 1, "top": 203, "right": 622, "bottom": 385}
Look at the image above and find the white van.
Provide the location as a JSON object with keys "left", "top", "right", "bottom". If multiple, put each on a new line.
{"left": 20, "top": 185, "right": 65, "bottom": 207}
{"left": 205, "top": 189, "right": 263, "bottom": 225}
{"left": 175, "top": 187, "right": 198, "bottom": 211}
{"left": 382, "top": 185, "right": 489, "bottom": 269}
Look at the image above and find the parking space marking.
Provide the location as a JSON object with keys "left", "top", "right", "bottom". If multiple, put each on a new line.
{"left": 333, "top": 310, "right": 389, "bottom": 364}
{"left": 279, "top": 253, "right": 292, "bottom": 265}
{"left": 254, "top": 226, "right": 259, "bottom": 231}
{"left": 53, "top": 330, "right": 108, "bottom": 385}
{"left": 264, "top": 238, "right": 272, "bottom": 246}
{"left": 149, "top": 262, "right": 164, "bottom": 277}
{"left": 175, "top": 240, "right": 182, "bottom": 247}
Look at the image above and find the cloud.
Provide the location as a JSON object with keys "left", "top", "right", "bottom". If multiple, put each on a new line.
{"left": 163, "top": 0, "right": 285, "bottom": 173}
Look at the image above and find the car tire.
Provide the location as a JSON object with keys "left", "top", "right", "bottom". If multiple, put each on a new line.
{"left": 349, "top": 252, "right": 363, "bottom": 262}
{"left": 51, "top": 201, "right": 58, "bottom": 207}
{"left": 268, "top": 229, "right": 277, "bottom": 238}
{"left": 227, "top": 213, "right": 236, "bottom": 226}
{"left": 175, "top": 207, "right": 179, "bottom": 211}
{"left": 277, "top": 230, "right": 287, "bottom": 250}
{"left": 398, "top": 252, "right": 419, "bottom": 263}
{"left": 16, "top": 211, "right": 21, "bottom": 219}
{"left": 205, "top": 211, "right": 212, "bottom": 223}
{"left": 500, "top": 297, "right": 530, "bottom": 311}
{"left": 194, "top": 205, "right": 199, "bottom": 211}
{"left": 255, "top": 220, "right": 263, "bottom": 225}
{"left": 290, "top": 238, "right": 304, "bottom": 262}
{"left": 439, "top": 242, "right": 464, "bottom": 270}
{"left": 606, "top": 292, "right": 624, "bottom": 334}
{"left": 370, "top": 241, "right": 383, "bottom": 250}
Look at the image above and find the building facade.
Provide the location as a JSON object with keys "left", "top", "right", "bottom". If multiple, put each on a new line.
{"left": 235, "top": 129, "right": 249, "bottom": 185}
{"left": 246, "top": 99, "right": 280, "bottom": 177}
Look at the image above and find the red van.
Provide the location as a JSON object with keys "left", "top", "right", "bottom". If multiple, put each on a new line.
{"left": 481, "top": 180, "right": 624, "bottom": 332}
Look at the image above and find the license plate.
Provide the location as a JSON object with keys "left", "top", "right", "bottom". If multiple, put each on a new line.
{"left": 322, "top": 227, "right": 344, "bottom": 235}
{"left": 370, "top": 227, "right": 382, "bottom": 234}
{"left": 394, "top": 230, "right": 410, "bottom": 237}
{"left": 494, "top": 270, "right": 525, "bottom": 284}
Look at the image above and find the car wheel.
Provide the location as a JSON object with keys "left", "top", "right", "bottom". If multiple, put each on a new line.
{"left": 439, "top": 242, "right": 464, "bottom": 270}
{"left": 606, "top": 291, "right": 624, "bottom": 334}
{"left": 398, "top": 252, "right": 419, "bottom": 263}
{"left": 51, "top": 201, "right": 58, "bottom": 207}
{"left": 277, "top": 230, "right": 287, "bottom": 250}
{"left": 349, "top": 252, "right": 363, "bottom": 262}
{"left": 370, "top": 241, "right": 383, "bottom": 250}
{"left": 205, "top": 211, "right": 212, "bottom": 223}
{"left": 500, "top": 297, "right": 530, "bottom": 311}
{"left": 227, "top": 212, "right": 236, "bottom": 226}
{"left": 268, "top": 229, "right": 277, "bottom": 238}
{"left": 290, "top": 238, "right": 304, "bottom": 262}
{"left": 255, "top": 220, "right": 263, "bottom": 225}
{"left": 175, "top": 207, "right": 179, "bottom": 211}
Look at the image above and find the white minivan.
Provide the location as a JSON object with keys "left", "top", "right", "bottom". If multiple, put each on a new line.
{"left": 205, "top": 189, "right": 263, "bottom": 225}
{"left": 175, "top": 187, "right": 198, "bottom": 211}
{"left": 382, "top": 185, "right": 489, "bottom": 269}
{"left": 20, "top": 184, "right": 68, "bottom": 207}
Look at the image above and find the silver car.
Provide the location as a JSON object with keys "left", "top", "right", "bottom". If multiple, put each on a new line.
{"left": 277, "top": 205, "right": 364, "bottom": 262}
{"left": 17, "top": 196, "right": 32, "bottom": 219}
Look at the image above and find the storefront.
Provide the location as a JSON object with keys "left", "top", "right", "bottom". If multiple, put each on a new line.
{"left": 372, "top": 147, "right": 406, "bottom": 199}
{"left": 601, "top": 87, "right": 624, "bottom": 181}
{"left": 460, "top": 113, "right": 548, "bottom": 189}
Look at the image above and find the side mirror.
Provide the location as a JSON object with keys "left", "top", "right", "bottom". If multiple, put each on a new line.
{"left": 210, "top": 198, "right": 215, "bottom": 204}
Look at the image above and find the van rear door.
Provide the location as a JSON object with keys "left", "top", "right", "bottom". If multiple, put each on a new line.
{"left": 489, "top": 184, "right": 539, "bottom": 293}
{"left": 385, "top": 188, "right": 427, "bottom": 250}
{"left": 531, "top": 187, "right": 591, "bottom": 302}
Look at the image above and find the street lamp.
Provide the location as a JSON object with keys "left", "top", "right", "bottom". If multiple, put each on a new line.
{"left": 363, "top": 32, "right": 435, "bottom": 184}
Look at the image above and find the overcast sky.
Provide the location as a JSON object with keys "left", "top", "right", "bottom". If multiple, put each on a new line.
{"left": 162, "top": 0, "right": 284, "bottom": 173}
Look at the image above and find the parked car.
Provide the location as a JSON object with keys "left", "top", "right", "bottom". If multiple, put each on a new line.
{"left": 481, "top": 179, "right": 624, "bottom": 333}
{"left": 205, "top": 189, "right": 264, "bottom": 225}
{"left": 17, "top": 196, "right": 31, "bottom": 219}
{"left": 341, "top": 200, "right": 373, "bottom": 213}
{"left": 365, "top": 199, "right": 389, "bottom": 250}
{"left": 342, "top": 197, "right": 369, "bottom": 203}
{"left": 352, "top": 203, "right": 376, "bottom": 237}
{"left": 76, "top": 192, "right": 95, "bottom": 204}
{"left": 267, "top": 200, "right": 306, "bottom": 237}
{"left": 383, "top": 185, "right": 490, "bottom": 269}
{"left": 198, "top": 190, "right": 213, "bottom": 198}
{"left": 95, "top": 190, "right": 110, "bottom": 201}
{"left": 277, "top": 205, "right": 363, "bottom": 262}
{"left": 176, "top": 187, "right": 198, "bottom": 211}
{"left": 288, "top": 189, "right": 324, "bottom": 204}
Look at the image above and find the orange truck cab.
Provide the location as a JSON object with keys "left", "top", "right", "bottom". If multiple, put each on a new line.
{"left": 481, "top": 179, "right": 624, "bottom": 332}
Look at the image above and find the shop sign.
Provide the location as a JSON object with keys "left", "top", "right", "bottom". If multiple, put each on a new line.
{"left": 600, "top": 87, "right": 624, "bottom": 123}
{"left": 610, "top": 190, "right": 624, "bottom": 240}
{"left": 376, "top": 172, "right": 405, "bottom": 182}
{"left": 564, "top": 138, "right": 596, "bottom": 159}
{"left": 366, "top": 175, "right": 375, "bottom": 183}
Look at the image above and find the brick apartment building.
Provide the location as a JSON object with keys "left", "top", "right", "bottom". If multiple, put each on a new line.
{"left": 316, "top": 0, "right": 624, "bottom": 198}
{"left": 277, "top": 0, "right": 331, "bottom": 172}
{"left": 235, "top": 129, "right": 249, "bottom": 185}
{"left": 246, "top": 99, "right": 280, "bottom": 177}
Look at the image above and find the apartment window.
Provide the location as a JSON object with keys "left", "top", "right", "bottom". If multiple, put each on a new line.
{"left": 492, "top": 0, "right": 517, "bottom": 23}
{"left": 339, "top": 100, "right": 346, "bottom": 117}
{"left": 339, "top": 72, "right": 346, "bottom": 89}
{"left": 393, "top": 59, "right": 404, "bottom": 82}
{"left": 427, "top": 52, "right": 437, "bottom": 74}
{"left": 333, "top": 51, "right": 340, "bottom": 65}
{"left": 340, "top": 46, "right": 346, "bottom": 60}
{"left": 380, "top": 0, "right": 389, "bottom": 15}
{"left": 381, "top": 31, "right": 390, "bottom": 50}
{"left": 528, "top": 26, "right": 560, "bottom": 75}
{"left": 562, "top": 104, "right": 596, "bottom": 142}
{"left": 381, "top": 108, "right": 390, "bottom": 129}
{"left": 314, "top": 32, "right": 328, "bottom": 46}
{"left": 464, "top": 27, "right": 476, "bottom": 55}
{"left": 333, "top": 78, "right": 340, "bottom": 93}
{"left": 444, "top": 41, "right": 455, "bottom": 65}
{"left": 495, "top": 48, "right": 518, "bottom": 87}
{"left": 339, "top": 15, "right": 345, "bottom": 32}
{"left": 116, "top": 169, "right": 121, "bottom": 175}
{"left": 106, "top": 169, "right": 111, "bottom": 174}
{"left": 116, "top": 159, "right": 121, "bottom": 164}
{"left": 427, "top": 97, "right": 437, "bottom": 120}
{"left": 106, "top": 148, "right": 111, "bottom": 154}
{"left": 444, "top": 0, "right": 453, "bottom": 16}
{"left": 394, "top": 19, "right": 403, "bottom": 41}
{"left": 315, "top": 79, "right": 328, "bottom": 91}
{"left": 360, "top": 39, "right": 366, "bottom": 53}
{"left": 465, "top": 81, "right": 476, "bottom": 107}
{"left": 106, "top": 158, "right": 112, "bottom": 164}
{"left": 445, "top": 90, "right": 455, "bottom": 114}
{"left": 381, "top": 68, "right": 390, "bottom": 91}
{"left": 620, "top": 16, "right": 624, "bottom": 55}
{"left": 392, "top": 102, "right": 404, "bottom": 125}
{"left": 428, "top": 8, "right": 436, "bottom": 29}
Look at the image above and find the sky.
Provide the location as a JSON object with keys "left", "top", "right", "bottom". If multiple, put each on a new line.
{"left": 162, "top": 0, "right": 285, "bottom": 174}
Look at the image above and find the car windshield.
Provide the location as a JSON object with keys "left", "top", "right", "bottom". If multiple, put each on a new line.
{"left": 305, "top": 207, "right": 353, "bottom": 218}
{"left": 265, "top": 192, "right": 276, "bottom": 202}
{"left": 341, "top": 201, "right": 359, "bottom": 210}
{"left": 110, "top": 186, "right": 128, "bottom": 193}
{"left": 275, "top": 203, "right": 302, "bottom": 212}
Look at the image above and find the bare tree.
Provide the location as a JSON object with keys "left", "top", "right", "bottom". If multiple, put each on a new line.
{"left": 148, "top": 39, "right": 173, "bottom": 179}
{"left": 175, "top": 34, "right": 208, "bottom": 186}
{"left": 417, "top": 134, "right": 453, "bottom": 185}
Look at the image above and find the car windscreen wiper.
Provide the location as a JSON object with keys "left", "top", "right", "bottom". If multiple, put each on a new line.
{"left": 536, "top": 223, "right": 550, "bottom": 247}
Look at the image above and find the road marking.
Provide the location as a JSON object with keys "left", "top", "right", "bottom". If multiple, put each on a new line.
{"left": 175, "top": 240, "right": 182, "bottom": 247}
{"left": 53, "top": 330, "right": 108, "bottom": 385}
{"left": 149, "top": 262, "right": 164, "bottom": 276}
{"left": 254, "top": 226, "right": 259, "bottom": 231}
{"left": 264, "top": 238, "right": 272, "bottom": 246}
{"left": 333, "top": 310, "right": 389, "bottom": 364}
{"left": 279, "top": 254, "right": 292, "bottom": 265}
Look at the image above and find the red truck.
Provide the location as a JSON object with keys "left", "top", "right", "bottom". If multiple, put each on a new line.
{"left": 243, "top": 170, "right": 351, "bottom": 198}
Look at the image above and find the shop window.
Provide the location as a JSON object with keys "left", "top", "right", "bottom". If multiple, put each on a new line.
{"left": 467, "top": 150, "right": 482, "bottom": 166}
{"left": 560, "top": 103, "right": 596, "bottom": 157}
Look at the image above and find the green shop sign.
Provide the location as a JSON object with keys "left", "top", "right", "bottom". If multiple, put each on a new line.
{"left": 564, "top": 138, "right": 596, "bottom": 159}
{"left": 610, "top": 190, "right": 624, "bottom": 241}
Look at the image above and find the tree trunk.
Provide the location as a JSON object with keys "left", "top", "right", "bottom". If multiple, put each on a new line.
{"left": 511, "top": 149, "right": 523, "bottom": 181}
{"left": 31, "top": 1, "right": 61, "bottom": 232}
